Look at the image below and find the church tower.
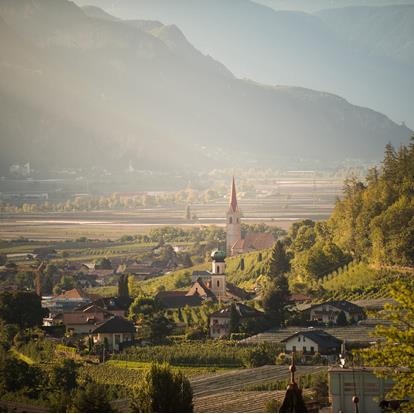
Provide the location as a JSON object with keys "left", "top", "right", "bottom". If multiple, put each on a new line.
{"left": 226, "top": 176, "right": 241, "bottom": 255}
{"left": 210, "top": 250, "right": 226, "bottom": 299}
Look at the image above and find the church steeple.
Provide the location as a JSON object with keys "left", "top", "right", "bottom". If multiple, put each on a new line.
{"left": 230, "top": 176, "right": 238, "bottom": 212}
{"left": 226, "top": 176, "right": 242, "bottom": 255}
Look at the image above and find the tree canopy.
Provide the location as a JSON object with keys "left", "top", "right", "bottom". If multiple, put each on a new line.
{"left": 130, "top": 363, "right": 193, "bottom": 412}
{"left": 358, "top": 279, "right": 414, "bottom": 411}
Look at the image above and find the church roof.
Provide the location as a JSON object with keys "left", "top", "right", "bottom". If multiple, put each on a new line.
{"left": 229, "top": 176, "right": 238, "bottom": 212}
{"left": 232, "top": 232, "right": 275, "bottom": 252}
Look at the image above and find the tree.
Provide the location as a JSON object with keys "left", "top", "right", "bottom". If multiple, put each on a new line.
{"left": 130, "top": 363, "right": 193, "bottom": 412}
{"left": 95, "top": 257, "right": 112, "bottom": 270}
{"left": 267, "top": 241, "right": 290, "bottom": 280}
{"left": 53, "top": 275, "right": 77, "bottom": 295}
{"left": 0, "top": 355, "right": 43, "bottom": 397}
{"left": 49, "top": 359, "right": 78, "bottom": 393}
{"left": 261, "top": 277, "right": 290, "bottom": 327}
{"left": 15, "top": 271, "right": 34, "bottom": 290}
{"left": 262, "top": 242, "right": 291, "bottom": 327}
{"left": 336, "top": 310, "right": 347, "bottom": 326}
{"left": 229, "top": 303, "right": 240, "bottom": 334}
{"left": 0, "top": 291, "right": 45, "bottom": 328}
{"left": 358, "top": 280, "right": 414, "bottom": 412}
{"left": 129, "top": 296, "right": 158, "bottom": 322}
{"left": 70, "top": 382, "right": 113, "bottom": 412}
{"left": 139, "top": 313, "right": 172, "bottom": 343}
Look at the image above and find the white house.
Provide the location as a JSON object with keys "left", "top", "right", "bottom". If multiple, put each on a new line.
{"left": 281, "top": 330, "right": 342, "bottom": 355}
{"left": 91, "top": 316, "right": 136, "bottom": 351}
{"left": 309, "top": 301, "right": 365, "bottom": 324}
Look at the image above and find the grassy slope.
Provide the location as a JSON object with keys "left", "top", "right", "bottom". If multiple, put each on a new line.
{"left": 136, "top": 248, "right": 272, "bottom": 295}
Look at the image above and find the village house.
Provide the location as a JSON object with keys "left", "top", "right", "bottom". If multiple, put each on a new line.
{"left": 91, "top": 316, "right": 136, "bottom": 351}
{"left": 309, "top": 300, "right": 365, "bottom": 324}
{"left": 116, "top": 261, "right": 163, "bottom": 281}
{"left": 62, "top": 305, "right": 113, "bottom": 334}
{"left": 42, "top": 288, "right": 98, "bottom": 313}
{"left": 209, "top": 303, "right": 264, "bottom": 338}
{"left": 281, "top": 330, "right": 342, "bottom": 355}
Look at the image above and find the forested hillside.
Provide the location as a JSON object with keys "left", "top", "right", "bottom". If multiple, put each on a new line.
{"left": 135, "top": 140, "right": 414, "bottom": 300}
{"left": 329, "top": 141, "right": 414, "bottom": 266}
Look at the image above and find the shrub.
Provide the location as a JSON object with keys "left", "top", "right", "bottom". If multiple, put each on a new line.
{"left": 275, "top": 352, "right": 288, "bottom": 365}
{"left": 130, "top": 363, "right": 193, "bottom": 413}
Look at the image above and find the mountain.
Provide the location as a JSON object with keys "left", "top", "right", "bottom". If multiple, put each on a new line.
{"left": 254, "top": 0, "right": 414, "bottom": 13}
{"left": 316, "top": 5, "right": 414, "bottom": 67}
{"left": 73, "top": 0, "right": 414, "bottom": 128}
{"left": 0, "top": 0, "right": 411, "bottom": 174}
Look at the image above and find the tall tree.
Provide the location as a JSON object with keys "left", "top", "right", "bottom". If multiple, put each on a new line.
{"left": 267, "top": 240, "right": 290, "bottom": 280}
{"left": 229, "top": 303, "right": 240, "bottom": 334}
{"left": 358, "top": 280, "right": 414, "bottom": 412}
{"left": 0, "top": 291, "right": 45, "bottom": 328}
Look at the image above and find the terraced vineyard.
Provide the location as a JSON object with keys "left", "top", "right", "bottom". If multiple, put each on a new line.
{"left": 109, "top": 364, "right": 325, "bottom": 412}
{"left": 241, "top": 324, "right": 382, "bottom": 344}
{"left": 194, "top": 389, "right": 314, "bottom": 413}
{"left": 190, "top": 365, "right": 325, "bottom": 397}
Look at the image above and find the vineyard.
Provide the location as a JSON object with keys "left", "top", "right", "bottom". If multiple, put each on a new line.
{"left": 194, "top": 389, "right": 314, "bottom": 413}
{"left": 190, "top": 364, "right": 326, "bottom": 397}
{"left": 113, "top": 341, "right": 282, "bottom": 367}
{"left": 317, "top": 261, "right": 412, "bottom": 301}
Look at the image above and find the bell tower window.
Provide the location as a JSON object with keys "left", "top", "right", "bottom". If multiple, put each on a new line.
{"left": 217, "top": 280, "right": 220, "bottom": 287}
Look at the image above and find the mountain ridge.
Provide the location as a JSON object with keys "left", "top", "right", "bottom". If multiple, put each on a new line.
{"left": 0, "top": 0, "right": 411, "bottom": 174}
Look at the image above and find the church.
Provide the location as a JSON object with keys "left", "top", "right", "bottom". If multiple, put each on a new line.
{"left": 226, "top": 177, "right": 275, "bottom": 256}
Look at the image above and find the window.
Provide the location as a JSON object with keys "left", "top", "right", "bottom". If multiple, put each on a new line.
{"left": 216, "top": 266, "right": 220, "bottom": 273}
{"left": 298, "top": 337, "right": 301, "bottom": 342}
{"left": 303, "top": 346, "right": 307, "bottom": 352}
{"left": 303, "top": 337, "right": 306, "bottom": 342}
{"left": 310, "top": 346, "right": 315, "bottom": 353}
{"left": 292, "top": 346, "right": 296, "bottom": 352}
{"left": 217, "top": 280, "right": 220, "bottom": 287}
{"left": 115, "top": 334, "right": 121, "bottom": 345}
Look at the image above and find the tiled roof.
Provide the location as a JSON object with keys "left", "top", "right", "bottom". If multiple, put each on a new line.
{"left": 54, "top": 288, "right": 93, "bottom": 301}
{"left": 281, "top": 330, "right": 342, "bottom": 348}
{"left": 244, "top": 232, "right": 275, "bottom": 250}
{"left": 290, "top": 294, "right": 311, "bottom": 302}
{"left": 310, "top": 300, "right": 364, "bottom": 314}
{"left": 91, "top": 316, "right": 136, "bottom": 334}
{"left": 156, "top": 291, "right": 188, "bottom": 298}
{"left": 232, "top": 232, "right": 275, "bottom": 253}
{"left": 157, "top": 295, "right": 202, "bottom": 309}
{"left": 226, "top": 282, "right": 250, "bottom": 300}
{"left": 77, "top": 296, "right": 132, "bottom": 312}
{"left": 186, "top": 278, "right": 216, "bottom": 299}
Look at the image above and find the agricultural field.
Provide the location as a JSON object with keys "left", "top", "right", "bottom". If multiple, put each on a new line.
{"left": 194, "top": 389, "right": 314, "bottom": 413}
{"left": 0, "top": 175, "right": 344, "bottom": 241}
{"left": 190, "top": 364, "right": 326, "bottom": 397}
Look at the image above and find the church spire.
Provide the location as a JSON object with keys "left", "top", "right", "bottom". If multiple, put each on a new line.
{"left": 230, "top": 176, "right": 238, "bottom": 212}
